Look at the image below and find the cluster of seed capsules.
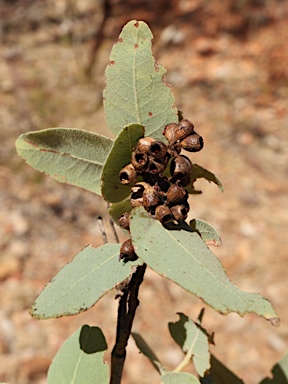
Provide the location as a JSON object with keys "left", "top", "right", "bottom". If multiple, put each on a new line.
{"left": 117, "top": 119, "right": 204, "bottom": 262}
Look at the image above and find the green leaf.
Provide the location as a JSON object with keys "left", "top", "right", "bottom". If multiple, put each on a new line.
{"left": 161, "top": 372, "right": 200, "bottom": 384}
{"left": 130, "top": 207, "right": 279, "bottom": 323}
{"left": 108, "top": 200, "right": 133, "bottom": 224}
{"left": 30, "top": 244, "right": 142, "bottom": 319}
{"left": 260, "top": 350, "right": 288, "bottom": 384}
{"left": 186, "top": 164, "right": 224, "bottom": 194}
{"left": 101, "top": 123, "right": 144, "bottom": 203}
{"left": 16, "top": 128, "right": 113, "bottom": 195}
{"left": 201, "top": 355, "right": 244, "bottom": 384}
{"left": 108, "top": 199, "right": 133, "bottom": 236}
{"left": 103, "top": 20, "right": 178, "bottom": 140}
{"left": 47, "top": 325, "right": 109, "bottom": 384}
{"left": 132, "top": 332, "right": 166, "bottom": 375}
{"left": 169, "top": 313, "right": 210, "bottom": 377}
{"left": 189, "top": 219, "right": 222, "bottom": 247}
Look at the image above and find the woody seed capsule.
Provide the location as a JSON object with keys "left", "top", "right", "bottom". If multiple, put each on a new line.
{"left": 132, "top": 182, "right": 159, "bottom": 208}
{"left": 119, "top": 163, "right": 137, "bottom": 184}
{"left": 148, "top": 157, "right": 168, "bottom": 175}
{"left": 170, "top": 204, "right": 189, "bottom": 221}
{"left": 148, "top": 141, "right": 168, "bottom": 159}
{"left": 180, "top": 133, "right": 204, "bottom": 152}
{"left": 170, "top": 155, "right": 193, "bottom": 177}
{"left": 170, "top": 155, "right": 193, "bottom": 186}
{"left": 131, "top": 150, "right": 149, "bottom": 171}
{"left": 136, "top": 137, "right": 156, "bottom": 153}
{"left": 119, "top": 239, "right": 138, "bottom": 262}
{"left": 163, "top": 120, "right": 195, "bottom": 144}
{"left": 130, "top": 182, "right": 146, "bottom": 207}
{"left": 163, "top": 123, "right": 179, "bottom": 143}
{"left": 118, "top": 212, "right": 130, "bottom": 230}
{"left": 155, "top": 205, "right": 173, "bottom": 223}
{"left": 167, "top": 183, "right": 187, "bottom": 205}
{"left": 143, "top": 187, "right": 160, "bottom": 208}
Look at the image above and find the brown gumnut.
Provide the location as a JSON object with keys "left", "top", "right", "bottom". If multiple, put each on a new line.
{"left": 131, "top": 150, "right": 149, "bottom": 172}
{"left": 166, "top": 183, "right": 187, "bottom": 205}
{"left": 153, "top": 177, "right": 170, "bottom": 203}
{"left": 143, "top": 187, "right": 160, "bottom": 207}
{"left": 163, "top": 119, "right": 195, "bottom": 144}
{"left": 180, "top": 132, "right": 204, "bottom": 152}
{"left": 136, "top": 137, "right": 156, "bottom": 153}
{"left": 148, "top": 157, "right": 168, "bottom": 175}
{"left": 178, "top": 119, "right": 194, "bottom": 132}
{"left": 170, "top": 155, "right": 193, "bottom": 185}
{"left": 148, "top": 141, "right": 167, "bottom": 159}
{"left": 163, "top": 123, "right": 179, "bottom": 143}
{"left": 130, "top": 183, "right": 145, "bottom": 207}
{"left": 119, "top": 239, "right": 138, "bottom": 262}
{"left": 118, "top": 212, "right": 130, "bottom": 230}
{"left": 119, "top": 163, "right": 137, "bottom": 184}
{"left": 155, "top": 205, "right": 173, "bottom": 223}
{"left": 134, "top": 182, "right": 159, "bottom": 208}
{"left": 170, "top": 204, "right": 189, "bottom": 221}
{"left": 130, "top": 182, "right": 159, "bottom": 208}
{"left": 156, "top": 177, "right": 170, "bottom": 193}
{"left": 167, "top": 142, "right": 182, "bottom": 157}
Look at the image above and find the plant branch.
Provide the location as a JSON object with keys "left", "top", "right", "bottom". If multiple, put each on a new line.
{"left": 110, "top": 263, "right": 147, "bottom": 384}
{"left": 173, "top": 348, "right": 193, "bottom": 373}
{"left": 173, "top": 329, "right": 199, "bottom": 373}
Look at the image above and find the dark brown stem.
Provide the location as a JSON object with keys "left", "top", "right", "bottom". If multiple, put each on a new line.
{"left": 110, "top": 264, "right": 147, "bottom": 384}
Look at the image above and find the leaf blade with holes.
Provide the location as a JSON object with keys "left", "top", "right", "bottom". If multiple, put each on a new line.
{"left": 47, "top": 325, "right": 109, "bottom": 384}
{"left": 15, "top": 128, "right": 113, "bottom": 195}
{"left": 130, "top": 207, "right": 279, "bottom": 323}
{"left": 190, "top": 219, "right": 222, "bottom": 247}
{"left": 104, "top": 20, "right": 178, "bottom": 140}
{"left": 168, "top": 313, "right": 210, "bottom": 377}
{"left": 161, "top": 372, "right": 200, "bottom": 384}
{"left": 30, "top": 244, "right": 142, "bottom": 319}
{"left": 186, "top": 163, "right": 224, "bottom": 194}
{"left": 101, "top": 124, "right": 144, "bottom": 203}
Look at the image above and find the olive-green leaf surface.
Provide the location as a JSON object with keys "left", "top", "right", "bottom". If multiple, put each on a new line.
{"left": 101, "top": 124, "right": 144, "bottom": 203}
{"left": 108, "top": 199, "right": 133, "bottom": 236}
{"left": 201, "top": 355, "right": 244, "bottom": 384}
{"left": 30, "top": 244, "right": 142, "bottom": 319}
{"left": 108, "top": 200, "right": 133, "bottom": 224}
{"left": 103, "top": 20, "right": 178, "bottom": 140}
{"left": 186, "top": 164, "right": 224, "bottom": 194}
{"left": 132, "top": 332, "right": 166, "bottom": 375}
{"left": 161, "top": 372, "right": 200, "bottom": 384}
{"left": 130, "top": 207, "right": 279, "bottom": 323}
{"left": 168, "top": 313, "right": 210, "bottom": 377}
{"left": 260, "top": 350, "right": 288, "bottom": 384}
{"left": 189, "top": 219, "right": 222, "bottom": 247}
{"left": 16, "top": 128, "right": 113, "bottom": 195}
{"left": 47, "top": 325, "right": 109, "bottom": 384}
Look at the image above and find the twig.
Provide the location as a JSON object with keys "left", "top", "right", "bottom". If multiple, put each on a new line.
{"left": 109, "top": 216, "right": 120, "bottom": 244}
{"left": 96, "top": 216, "right": 108, "bottom": 244}
{"left": 110, "top": 264, "right": 147, "bottom": 384}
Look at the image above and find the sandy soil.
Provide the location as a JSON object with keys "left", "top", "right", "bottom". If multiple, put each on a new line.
{"left": 0, "top": 1, "right": 288, "bottom": 383}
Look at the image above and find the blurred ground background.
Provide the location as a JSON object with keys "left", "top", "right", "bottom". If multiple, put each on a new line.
{"left": 0, "top": 0, "right": 288, "bottom": 383}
